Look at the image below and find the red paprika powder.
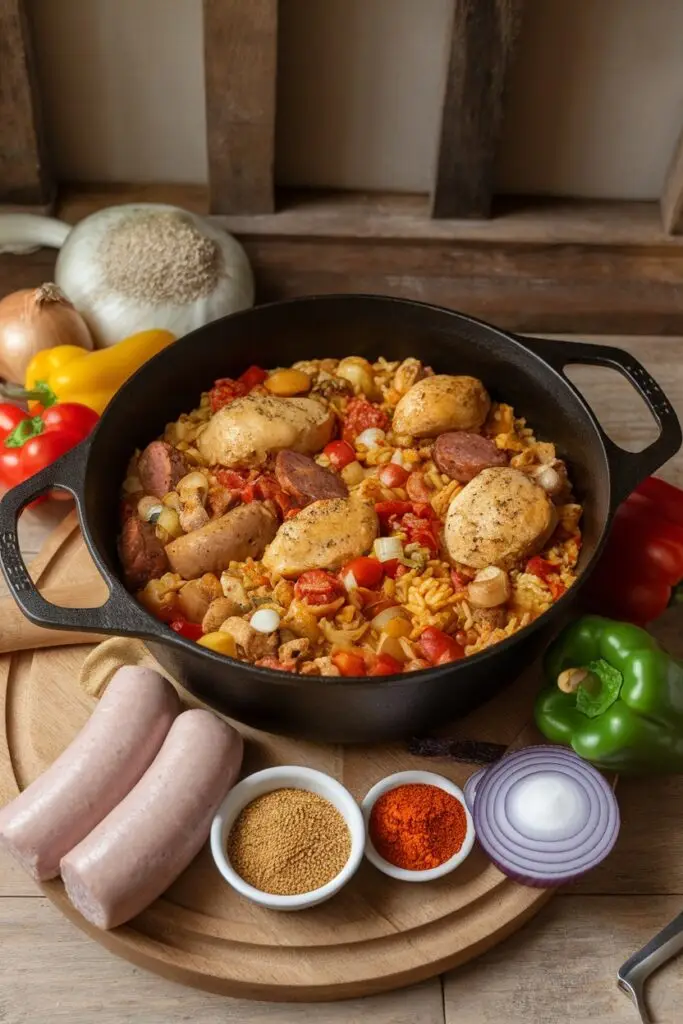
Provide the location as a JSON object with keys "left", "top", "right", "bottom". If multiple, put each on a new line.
{"left": 369, "top": 783, "right": 467, "bottom": 870}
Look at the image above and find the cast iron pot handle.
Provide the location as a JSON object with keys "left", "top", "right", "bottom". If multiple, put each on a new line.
{"left": 0, "top": 441, "right": 157, "bottom": 639}
{"left": 517, "top": 336, "right": 682, "bottom": 509}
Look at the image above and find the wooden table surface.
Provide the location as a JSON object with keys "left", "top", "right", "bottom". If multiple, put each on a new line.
{"left": 1, "top": 334, "right": 682, "bottom": 1024}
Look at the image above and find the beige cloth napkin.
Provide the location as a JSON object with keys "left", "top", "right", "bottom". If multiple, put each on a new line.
{"left": 79, "top": 638, "right": 201, "bottom": 709}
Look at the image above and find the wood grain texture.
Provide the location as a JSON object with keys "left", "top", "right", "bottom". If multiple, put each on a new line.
{"left": 661, "top": 126, "right": 683, "bottom": 234}
{"left": 7, "top": 186, "right": 683, "bottom": 333}
{"left": 0, "top": 0, "right": 52, "bottom": 207}
{"left": 0, "top": 899, "right": 444, "bottom": 1024}
{"left": 444, "top": 896, "right": 683, "bottom": 1023}
{"left": 431, "top": 0, "right": 523, "bottom": 218}
{"left": 203, "top": 0, "right": 277, "bottom": 214}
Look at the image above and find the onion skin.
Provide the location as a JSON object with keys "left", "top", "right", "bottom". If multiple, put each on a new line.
{"left": 0, "top": 284, "right": 93, "bottom": 384}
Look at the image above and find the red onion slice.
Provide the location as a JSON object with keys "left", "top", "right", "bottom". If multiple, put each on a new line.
{"left": 473, "top": 745, "right": 619, "bottom": 888}
{"left": 464, "top": 767, "right": 486, "bottom": 812}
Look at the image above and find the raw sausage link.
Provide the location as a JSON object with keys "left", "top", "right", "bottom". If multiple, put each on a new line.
{"left": 60, "top": 709, "right": 243, "bottom": 930}
{"left": 0, "top": 668, "right": 180, "bottom": 881}
{"left": 118, "top": 516, "right": 169, "bottom": 590}
{"left": 165, "top": 501, "right": 278, "bottom": 578}
{"left": 138, "top": 441, "right": 188, "bottom": 499}
{"left": 433, "top": 431, "right": 508, "bottom": 483}
{"left": 275, "top": 450, "right": 348, "bottom": 505}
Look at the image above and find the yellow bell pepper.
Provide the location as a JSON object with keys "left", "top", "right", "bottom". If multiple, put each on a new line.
{"left": 24, "top": 329, "right": 176, "bottom": 415}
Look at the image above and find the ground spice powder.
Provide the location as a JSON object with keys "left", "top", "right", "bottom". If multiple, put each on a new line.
{"left": 227, "top": 788, "right": 351, "bottom": 895}
{"left": 369, "top": 783, "right": 467, "bottom": 870}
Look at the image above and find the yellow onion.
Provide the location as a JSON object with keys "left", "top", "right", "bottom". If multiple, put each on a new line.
{"left": 0, "top": 283, "right": 92, "bottom": 383}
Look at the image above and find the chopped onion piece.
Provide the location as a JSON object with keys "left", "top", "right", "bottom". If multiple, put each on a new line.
{"left": 473, "top": 746, "right": 620, "bottom": 888}
{"left": 249, "top": 608, "right": 281, "bottom": 633}
{"left": 373, "top": 536, "right": 404, "bottom": 562}
{"left": 342, "top": 570, "right": 358, "bottom": 592}
{"left": 390, "top": 449, "right": 405, "bottom": 466}
{"left": 356, "top": 427, "right": 386, "bottom": 448}
{"left": 371, "top": 605, "right": 405, "bottom": 632}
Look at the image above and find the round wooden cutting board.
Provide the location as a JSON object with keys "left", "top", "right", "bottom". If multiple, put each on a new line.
{"left": 0, "top": 514, "right": 553, "bottom": 1002}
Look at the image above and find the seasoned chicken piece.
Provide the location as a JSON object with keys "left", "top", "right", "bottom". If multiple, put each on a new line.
{"left": 219, "top": 616, "right": 278, "bottom": 660}
{"left": 197, "top": 394, "right": 335, "bottom": 468}
{"left": 392, "top": 375, "right": 490, "bottom": 438}
{"left": 262, "top": 496, "right": 379, "bottom": 578}
{"left": 444, "top": 467, "right": 557, "bottom": 570}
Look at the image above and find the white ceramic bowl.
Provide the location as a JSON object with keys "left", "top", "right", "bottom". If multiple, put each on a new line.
{"left": 210, "top": 765, "right": 366, "bottom": 911}
{"left": 361, "top": 769, "right": 475, "bottom": 882}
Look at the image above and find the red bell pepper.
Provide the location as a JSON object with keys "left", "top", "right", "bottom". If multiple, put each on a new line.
{"left": 585, "top": 476, "right": 683, "bottom": 625}
{"left": 0, "top": 401, "right": 98, "bottom": 502}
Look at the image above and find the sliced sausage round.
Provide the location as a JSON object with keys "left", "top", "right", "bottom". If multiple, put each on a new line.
{"left": 138, "top": 441, "right": 188, "bottom": 499}
{"left": 433, "top": 431, "right": 508, "bottom": 483}
{"left": 275, "top": 450, "right": 348, "bottom": 505}
{"left": 118, "top": 517, "right": 169, "bottom": 590}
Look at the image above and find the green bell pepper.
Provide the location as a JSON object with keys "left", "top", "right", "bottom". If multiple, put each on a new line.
{"left": 535, "top": 615, "right": 683, "bottom": 774}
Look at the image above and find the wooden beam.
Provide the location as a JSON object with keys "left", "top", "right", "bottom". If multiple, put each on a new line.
{"left": 0, "top": 0, "right": 53, "bottom": 208}
{"left": 661, "top": 125, "right": 683, "bottom": 234}
{"left": 7, "top": 185, "right": 683, "bottom": 335}
{"left": 203, "top": 0, "right": 278, "bottom": 215}
{"left": 431, "top": 0, "right": 523, "bottom": 219}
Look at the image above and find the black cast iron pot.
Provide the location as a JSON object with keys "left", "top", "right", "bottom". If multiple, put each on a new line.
{"left": 0, "top": 296, "right": 680, "bottom": 742}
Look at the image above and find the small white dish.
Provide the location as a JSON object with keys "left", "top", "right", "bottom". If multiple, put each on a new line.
{"left": 210, "top": 765, "right": 365, "bottom": 911}
{"left": 361, "top": 769, "right": 475, "bottom": 882}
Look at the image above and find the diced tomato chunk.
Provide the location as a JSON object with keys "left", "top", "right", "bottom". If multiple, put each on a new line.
{"left": 342, "top": 398, "right": 388, "bottom": 444}
{"left": 526, "top": 556, "right": 558, "bottom": 580}
{"left": 208, "top": 377, "right": 248, "bottom": 412}
{"left": 342, "top": 556, "right": 384, "bottom": 589}
{"left": 418, "top": 626, "right": 465, "bottom": 666}
{"left": 332, "top": 650, "right": 367, "bottom": 676}
{"left": 239, "top": 365, "right": 268, "bottom": 389}
{"left": 401, "top": 513, "right": 440, "bottom": 553}
{"left": 368, "top": 653, "right": 403, "bottom": 676}
{"left": 378, "top": 463, "right": 409, "bottom": 488}
{"left": 323, "top": 440, "right": 356, "bottom": 470}
{"left": 170, "top": 618, "right": 204, "bottom": 642}
{"left": 375, "top": 500, "right": 413, "bottom": 527}
{"left": 450, "top": 569, "right": 468, "bottom": 591}
{"left": 382, "top": 559, "right": 409, "bottom": 580}
{"left": 294, "top": 569, "right": 345, "bottom": 606}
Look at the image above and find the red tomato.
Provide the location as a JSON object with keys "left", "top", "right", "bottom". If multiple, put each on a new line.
{"left": 342, "top": 556, "right": 384, "bottom": 588}
{"left": 332, "top": 650, "right": 367, "bottom": 676}
{"left": 382, "top": 559, "right": 409, "bottom": 580}
{"left": 368, "top": 653, "right": 403, "bottom": 676}
{"left": 450, "top": 569, "right": 468, "bottom": 590}
{"left": 526, "top": 556, "right": 558, "bottom": 581}
{"left": 418, "top": 627, "right": 465, "bottom": 666}
{"left": 254, "top": 474, "right": 292, "bottom": 517}
{"left": 216, "top": 469, "right": 249, "bottom": 490}
{"left": 294, "top": 569, "right": 345, "bottom": 605}
{"left": 411, "top": 502, "right": 438, "bottom": 520}
{"left": 239, "top": 365, "right": 268, "bottom": 390}
{"left": 401, "top": 513, "right": 440, "bottom": 553}
{"left": 208, "top": 377, "right": 248, "bottom": 412}
{"left": 374, "top": 500, "right": 413, "bottom": 527}
{"left": 170, "top": 618, "right": 204, "bottom": 641}
{"left": 323, "top": 440, "right": 356, "bottom": 470}
{"left": 342, "top": 397, "right": 389, "bottom": 444}
{"left": 378, "top": 462, "right": 409, "bottom": 488}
